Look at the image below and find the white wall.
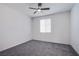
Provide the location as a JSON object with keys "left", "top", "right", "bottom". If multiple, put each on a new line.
{"left": 0, "top": 5, "right": 32, "bottom": 51}
{"left": 70, "top": 4, "right": 79, "bottom": 54}
{"left": 32, "top": 11, "right": 70, "bottom": 44}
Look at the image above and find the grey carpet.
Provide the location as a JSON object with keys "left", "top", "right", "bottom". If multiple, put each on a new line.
{"left": 0, "top": 40, "right": 78, "bottom": 56}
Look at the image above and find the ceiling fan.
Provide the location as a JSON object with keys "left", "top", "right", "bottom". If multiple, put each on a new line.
{"left": 29, "top": 3, "right": 50, "bottom": 14}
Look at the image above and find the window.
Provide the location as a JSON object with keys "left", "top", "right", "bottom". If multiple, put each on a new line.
{"left": 40, "top": 19, "right": 51, "bottom": 33}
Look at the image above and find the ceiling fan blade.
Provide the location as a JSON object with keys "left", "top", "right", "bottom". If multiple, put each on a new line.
{"left": 29, "top": 7, "right": 37, "bottom": 10}
{"left": 41, "top": 8, "right": 50, "bottom": 10}
{"left": 34, "top": 11, "right": 38, "bottom": 14}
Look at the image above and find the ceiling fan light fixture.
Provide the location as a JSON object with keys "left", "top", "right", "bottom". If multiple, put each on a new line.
{"left": 38, "top": 9, "right": 41, "bottom": 12}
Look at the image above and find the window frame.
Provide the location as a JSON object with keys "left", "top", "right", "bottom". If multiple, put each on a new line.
{"left": 40, "top": 18, "right": 51, "bottom": 33}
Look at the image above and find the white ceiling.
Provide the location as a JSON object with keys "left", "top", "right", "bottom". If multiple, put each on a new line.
{"left": 1, "top": 3, "right": 75, "bottom": 17}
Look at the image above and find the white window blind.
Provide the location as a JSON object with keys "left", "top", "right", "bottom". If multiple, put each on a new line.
{"left": 40, "top": 19, "right": 51, "bottom": 33}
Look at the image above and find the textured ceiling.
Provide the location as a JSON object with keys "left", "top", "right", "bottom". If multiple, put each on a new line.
{"left": 1, "top": 3, "right": 75, "bottom": 17}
